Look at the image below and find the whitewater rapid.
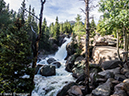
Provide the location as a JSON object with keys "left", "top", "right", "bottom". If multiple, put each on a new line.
{"left": 32, "top": 37, "right": 75, "bottom": 96}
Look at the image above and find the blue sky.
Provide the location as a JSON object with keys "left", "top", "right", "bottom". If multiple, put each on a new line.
{"left": 4, "top": 0, "right": 103, "bottom": 26}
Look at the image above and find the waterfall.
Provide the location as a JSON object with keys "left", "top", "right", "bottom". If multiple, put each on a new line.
{"left": 55, "top": 37, "right": 71, "bottom": 61}
{"left": 32, "top": 37, "right": 75, "bottom": 96}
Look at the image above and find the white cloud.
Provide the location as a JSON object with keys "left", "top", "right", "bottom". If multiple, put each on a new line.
{"left": 4, "top": 0, "right": 103, "bottom": 25}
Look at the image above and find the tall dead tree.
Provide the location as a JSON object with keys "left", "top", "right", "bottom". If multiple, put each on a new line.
{"left": 84, "top": 0, "right": 90, "bottom": 94}
{"left": 29, "top": 0, "right": 46, "bottom": 85}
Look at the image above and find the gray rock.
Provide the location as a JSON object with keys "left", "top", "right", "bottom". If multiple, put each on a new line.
{"left": 92, "top": 78, "right": 113, "bottom": 96}
{"left": 114, "top": 83, "right": 124, "bottom": 91}
{"left": 57, "top": 82, "right": 76, "bottom": 96}
{"left": 111, "top": 89, "right": 127, "bottom": 96}
{"left": 51, "top": 61, "right": 61, "bottom": 68}
{"left": 67, "top": 85, "right": 83, "bottom": 96}
{"left": 47, "top": 58, "right": 56, "bottom": 64}
{"left": 125, "top": 72, "right": 129, "bottom": 78}
{"left": 105, "top": 72, "right": 114, "bottom": 79}
{"left": 101, "top": 60, "right": 123, "bottom": 70}
{"left": 98, "top": 67, "right": 120, "bottom": 77}
{"left": 40, "top": 65, "right": 56, "bottom": 76}
{"left": 123, "top": 79, "right": 129, "bottom": 92}
{"left": 114, "top": 74, "right": 126, "bottom": 82}
{"left": 121, "top": 68, "right": 129, "bottom": 74}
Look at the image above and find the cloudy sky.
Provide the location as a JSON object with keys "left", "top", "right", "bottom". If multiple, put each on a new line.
{"left": 4, "top": 0, "right": 103, "bottom": 26}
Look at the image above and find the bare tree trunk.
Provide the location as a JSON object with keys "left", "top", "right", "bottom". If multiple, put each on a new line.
{"left": 123, "top": 27, "right": 128, "bottom": 62}
{"left": 117, "top": 32, "right": 121, "bottom": 61}
{"left": 30, "top": 0, "right": 46, "bottom": 92}
{"left": 84, "top": 0, "right": 90, "bottom": 94}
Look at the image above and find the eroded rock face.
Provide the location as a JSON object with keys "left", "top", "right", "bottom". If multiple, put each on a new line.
{"left": 92, "top": 46, "right": 124, "bottom": 64}
{"left": 40, "top": 65, "right": 56, "bottom": 76}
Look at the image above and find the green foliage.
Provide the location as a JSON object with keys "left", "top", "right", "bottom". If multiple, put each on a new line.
{"left": 98, "top": 0, "right": 129, "bottom": 34}
{"left": 0, "top": 0, "right": 12, "bottom": 29}
{"left": 89, "top": 18, "right": 96, "bottom": 37}
{"left": 62, "top": 20, "right": 72, "bottom": 34}
{"left": 39, "top": 18, "right": 51, "bottom": 51}
{"left": 0, "top": 21, "right": 34, "bottom": 93}
{"left": 54, "top": 16, "right": 60, "bottom": 41}
{"left": 73, "top": 14, "right": 85, "bottom": 36}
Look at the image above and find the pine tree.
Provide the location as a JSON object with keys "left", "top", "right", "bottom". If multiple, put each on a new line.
{"left": 0, "top": 0, "right": 11, "bottom": 29}
{"left": 39, "top": 18, "right": 50, "bottom": 51}
{"left": 0, "top": 20, "right": 34, "bottom": 93}
{"left": 54, "top": 16, "right": 60, "bottom": 43}
{"left": 73, "top": 14, "right": 85, "bottom": 36}
{"left": 89, "top": 17, "right": 96, "bottom": 37}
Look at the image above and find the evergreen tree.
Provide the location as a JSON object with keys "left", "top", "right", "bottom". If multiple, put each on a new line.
{"left": 54, "top": 16, "right": 60, "bottom": 44}
{"left": 0, "top": 0, "right": 11, "bottom": 29}
{"left": 73, "top": 14, "right": 85, "bottom": 36}
{"left": 49, "top": 22, "right": 54, "bottom": 37}
{"left": 89, "top": 17, "right": 96, "bottom": 37}
{"left": 39, "top": 18, "right": 50, "bottom": 51}
{"left": 0, "top": 20, "right": 34, "bottom": 93}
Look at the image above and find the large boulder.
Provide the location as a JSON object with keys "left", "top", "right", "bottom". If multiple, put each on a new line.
{"left": 111, "top": 90, "right": 127, "bottom": 96}
{"left": 114, "top": 74, "right": 126, "bottom": 82}
{"left": 47, "top": 58, "right": 56, "bottom": 64}
{"left": 67, "top": 85, "right": 83, "bottom": 96}
{"left": 92, "top": 46, "right": 124, "bottom": 64}
{"left": 101, "top": 60, "right": 123, "bottom": 70}
{"left": 57, "top": 82, "right": 77, "bottom": 96}
{"left": 98, "top": 67, "right": 120, "bottom": 78}
{"left": 92, "top": 78, "right": 114, "bottom": 96}
{"left": 51, "top": 61, "right": 61, "bottom": 68}
{"left": 40, "top": 65, "right": 56, "bottom": 76}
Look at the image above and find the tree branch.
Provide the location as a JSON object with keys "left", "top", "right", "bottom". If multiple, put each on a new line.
{"left": 21, "top": 7, "right": 40, "bottom": 20}
{"left": 29, "top": 23, "right": 38, "bottom": 38}
{"left": 80, "top": 8, "right": 86, "bottom": 15}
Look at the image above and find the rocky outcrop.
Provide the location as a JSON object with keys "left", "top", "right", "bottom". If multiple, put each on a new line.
{"left": 40, "top": 65, "right": 56, "bottom": 76}
{"left": 92, "top": 46, "right": 124, "bottom": 64}
{"left": 93, "top": 35, "right": 117, "bottom": 47}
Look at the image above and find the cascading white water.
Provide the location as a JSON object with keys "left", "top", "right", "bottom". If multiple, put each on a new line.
{"left": 54, "top": 37, "right": 71, "bottom": 61}
{"left": 32, "top": 37, "right": 75, "bottom": 96}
